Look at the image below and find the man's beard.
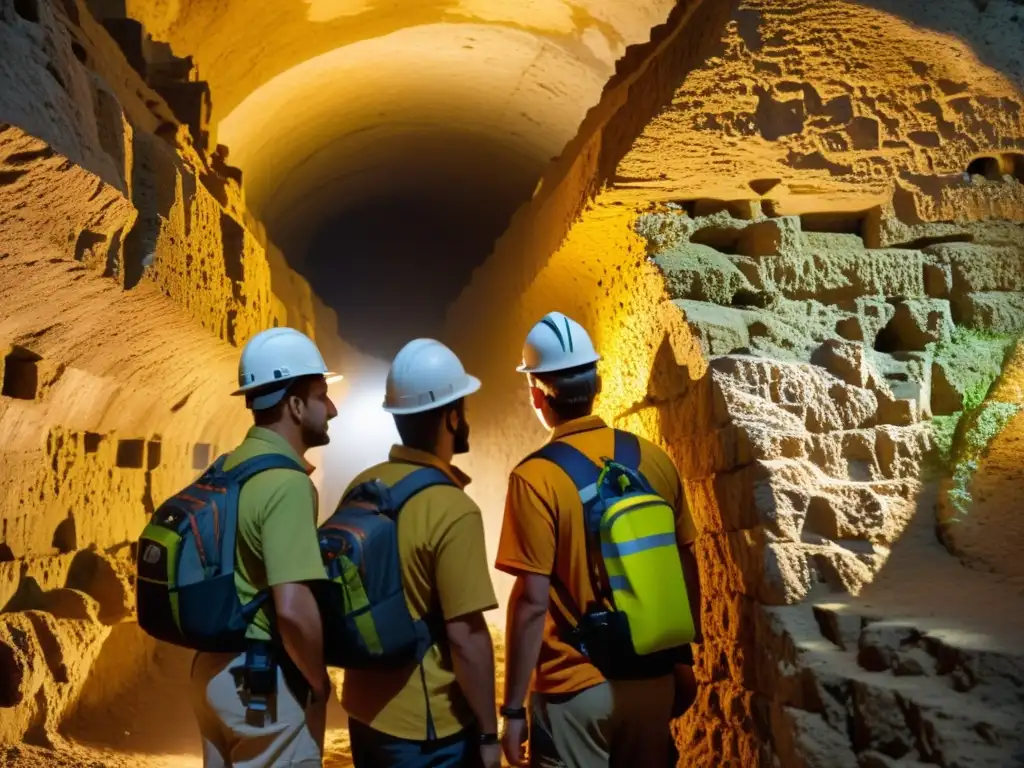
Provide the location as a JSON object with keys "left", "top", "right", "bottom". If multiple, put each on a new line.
{"left": 302, "top": 420, "right": 330, "bottom": 448}
{"left": 453, "top": 416, "right": 470, "bottom": 455}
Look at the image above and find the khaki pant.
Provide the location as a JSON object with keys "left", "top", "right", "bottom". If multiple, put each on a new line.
{"left": 190, "top": 651, "right": 322, "bottom": 768}
{"left": 530, "top": 675, "right": 674, "bottom": 768}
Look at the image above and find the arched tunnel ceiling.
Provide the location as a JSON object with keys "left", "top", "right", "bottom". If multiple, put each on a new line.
{"left": 126, "top": 0, "right": 677, "bottom": 127}
{"left": 218, "top": 23, "right": 600, "bottom": 258}
{"left": 124, "top": 0, "right": 678, "bottom": 357}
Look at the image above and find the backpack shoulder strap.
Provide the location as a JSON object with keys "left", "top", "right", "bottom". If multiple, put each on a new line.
{"left": 227, "top": 453, "right": 306, "bottom": 484}
{"left": 387, "top": 466, "right": 455, "bottom": 515}
{"left": 216, "top": 452, "right": 307, "bottom": 573}
{"left": 526, "top": 441, "right": 602, "bottom": 508}
{"left": 613, "top": 430, "right": 641, "bottom": 471}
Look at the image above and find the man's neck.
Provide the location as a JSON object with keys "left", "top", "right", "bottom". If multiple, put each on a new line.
{"left": 262, "top": 423, "right": 307, "bottom": 458}
{"left": 407, "top": 441, "right": 453, "bottom": 466}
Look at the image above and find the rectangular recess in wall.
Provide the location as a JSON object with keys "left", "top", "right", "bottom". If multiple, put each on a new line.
{"left": 116, "top": 439, "right": 145, "bottom": 469}
{"left": 83, "top": 432, "right": 102, "bottom": 453}
{"left": 192, "top": 443, "right": 212, "bottom": 470}
{"left": 146, "top": 440, "right": 162, "bottom": 470}
{"left": 2, "top": 346, "right": 42, "bottom": 401}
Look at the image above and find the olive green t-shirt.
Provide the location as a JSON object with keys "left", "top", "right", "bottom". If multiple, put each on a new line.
{"left": 224, "top": 427, "right": 327, "bottom": 641}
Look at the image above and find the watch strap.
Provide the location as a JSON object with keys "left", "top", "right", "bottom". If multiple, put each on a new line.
{"left": 478, "top": 731, "right": 499, "bottom": 745}
{"left": 500, "top": 705, "right": 527, "bottom": 720}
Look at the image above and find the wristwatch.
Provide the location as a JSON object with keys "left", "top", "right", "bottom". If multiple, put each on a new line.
{"left": 500, "top": 705, "right": 527, "bottom": 720}
{"left": 478, "top": 731, "right": 499, "bottom": 746}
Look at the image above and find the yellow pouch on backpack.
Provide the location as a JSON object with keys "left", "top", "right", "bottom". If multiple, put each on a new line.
{"left": 597, "top": 476, "right": 696, "bottom": 654}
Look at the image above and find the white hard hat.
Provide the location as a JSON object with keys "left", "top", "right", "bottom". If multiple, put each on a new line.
{"left": 232, "top": 327, "right": 339, "bottom": 410}
{"left": 517, "top": 311, "right": 601, "bottom": 374}
{"left": 383, "top": 338, "right": 481, "bottom": 415}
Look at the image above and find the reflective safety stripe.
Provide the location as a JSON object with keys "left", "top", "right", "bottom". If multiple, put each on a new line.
{"left": 601, "top": 532, "right": 677, "bottom": 559}
{"left": 580, "top": 483, "right": 598, "bottom": 505}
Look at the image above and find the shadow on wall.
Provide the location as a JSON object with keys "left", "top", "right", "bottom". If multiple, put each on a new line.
{"left": 860, "top": 0, "right": 1024, "bottom": 91}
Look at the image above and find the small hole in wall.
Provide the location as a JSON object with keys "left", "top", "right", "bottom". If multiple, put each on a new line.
{"left": 966, "top": 156, "right": 1001, "bottom": 180}
{"left": 2, "top": 346, "right": 41, "bottom": 400}
{"left": 192, "top": 443, "right": 212, "bottom": 470}
{"left": 0, "top": 543, "right": 15, "bottom": 562}
{"left": 146, "top": 440, "right": 162, "bottom": 471}
{"left": 52, "top": 513, "right": 77, "bottom": 554}
{"left": 800, "top": 210, "right": 868, "bottom": 235}
{"left": 0, "top": 642, "right": 22, "bottom": 706}
{"left": 116, "top": 439, "right": 145, "bottom": 469}
{"left": 14, "top": 0, "right": 40, "bottom": 22}
{"left": 71, "top": 41, "right": 88, "bottom": 64}
{"left": 83, "top": 432, "right": 102, "bottom": 453}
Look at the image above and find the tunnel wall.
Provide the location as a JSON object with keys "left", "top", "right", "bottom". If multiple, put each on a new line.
{"left": 447, "top": 0, "right": 1024, "bottom": 765}
{"left": 0, "top": 0, "right": 347, "bottom": 746}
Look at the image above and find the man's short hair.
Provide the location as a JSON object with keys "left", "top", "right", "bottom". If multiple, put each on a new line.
{"left": 250, "top": 375, "right": 319, "bottom": 425}
{"left": 394, "top": 398, "right": 464, "bottom": 453}
{"left": 530, "top": 362, "right": 598, "bottom": 421}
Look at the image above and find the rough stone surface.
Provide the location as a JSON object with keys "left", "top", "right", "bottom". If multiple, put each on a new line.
{"left": 3, "top": 0, "right": 1024, "bottom": 765}
{"left": 0, "top": 0, "right": 349, "bottom": 756}
{"left": 446, "top": 2, "right": 1024, "bottom": 765}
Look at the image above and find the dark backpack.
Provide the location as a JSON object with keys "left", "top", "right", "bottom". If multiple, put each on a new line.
{"left": 136, "top": 453, "right": 305, "bottom": 652}
{"left": 316, "top": 467, "right": 454, "bottom": 670}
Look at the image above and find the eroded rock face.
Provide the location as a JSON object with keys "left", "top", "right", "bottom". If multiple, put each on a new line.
{"left": 0, "top": 0, "right": 347, "bottom": 749}
{"left": 636, "top": 205, "right": 1024, "bottom": 765}
{"left": 446, "top": 1, "right": 1024, "bottom": 766}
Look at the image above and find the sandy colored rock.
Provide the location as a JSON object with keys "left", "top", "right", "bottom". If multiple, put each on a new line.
{"left": 951, "top": 291, "right": 1024, "bottom": 334}
{"left": 655, "top": 242, "right": 756, "bottom": 304}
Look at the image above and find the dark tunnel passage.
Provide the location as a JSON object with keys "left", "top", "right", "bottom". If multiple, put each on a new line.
{"left": 281, "top": 135, "right": 544, "bottom": 358}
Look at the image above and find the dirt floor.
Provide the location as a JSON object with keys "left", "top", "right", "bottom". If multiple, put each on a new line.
{"left": 0, "top": 630, "right": 506, "bottom": 768}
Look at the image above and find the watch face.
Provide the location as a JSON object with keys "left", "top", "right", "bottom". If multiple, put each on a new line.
{"left": 479, "top": 733, "right": 499, "bottom": 746}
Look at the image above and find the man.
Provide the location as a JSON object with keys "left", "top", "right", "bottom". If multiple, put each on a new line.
{"left": 496, "top": 311, "right": 703, "bottom": 768}
{"left": 190, "top": 326, "right": 339, "bottom": 767}
{"left": 342, "top": 338, "right": 501, "bottom": 768}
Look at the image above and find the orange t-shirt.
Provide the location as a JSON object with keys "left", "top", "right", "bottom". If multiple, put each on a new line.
{"left": 494, "top": 415, "right": 697, "bottom": 695}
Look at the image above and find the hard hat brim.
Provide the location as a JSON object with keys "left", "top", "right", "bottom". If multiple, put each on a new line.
{"left": 231, "top": 370, "right": 340, "bottom": 396}
{"left": 381, "top": 374, "right": 482, "bottom": 415}
{"left": 516, "top": 353, "right": 601, "bottom": 375}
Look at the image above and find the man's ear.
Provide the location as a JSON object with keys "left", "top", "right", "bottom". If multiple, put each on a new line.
{"left": 529, "top": 386, "right": 545, "bottom": 409}
{"left": 286, "top": 393, "right": 304, "bottom": 423}
{"left": 445, "top": 406, "right": 459, "bottom": 433}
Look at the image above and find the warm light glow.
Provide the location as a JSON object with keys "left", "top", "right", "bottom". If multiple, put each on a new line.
{"left": 309, "top": 362, "right": 399, "bottom": 518}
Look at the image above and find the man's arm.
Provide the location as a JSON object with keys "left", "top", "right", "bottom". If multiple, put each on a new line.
{"left": 446, "top": 611, "right": 497, "bottom": 735}
{"left": 494, "top": 472, "right": 556, "bottom": 708}
{"left": 502, "top": 572, "right": 549, "bottom": 709}
{"left": 434, "top": 503, "right": 499, "bottom": 731}
{"left": 272, "top": 582, "right": 329, "bottom": 701}
{"left": 261, "top": 472, "right": 331, "bottom": 701}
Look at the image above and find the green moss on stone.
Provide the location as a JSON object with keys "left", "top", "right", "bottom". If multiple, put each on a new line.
{"left": 928, "top": 327, "right": 1015, "bottom": 415}
{"left": 929, "top": 413, "right": 960, "bottom": 465}
{"left": 943, "top": 400, "right": 1022, "bottom": 522}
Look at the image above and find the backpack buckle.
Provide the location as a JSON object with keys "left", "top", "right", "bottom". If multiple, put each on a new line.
{"left": 244, "top": 692, "right": 270, "bottom": 727}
